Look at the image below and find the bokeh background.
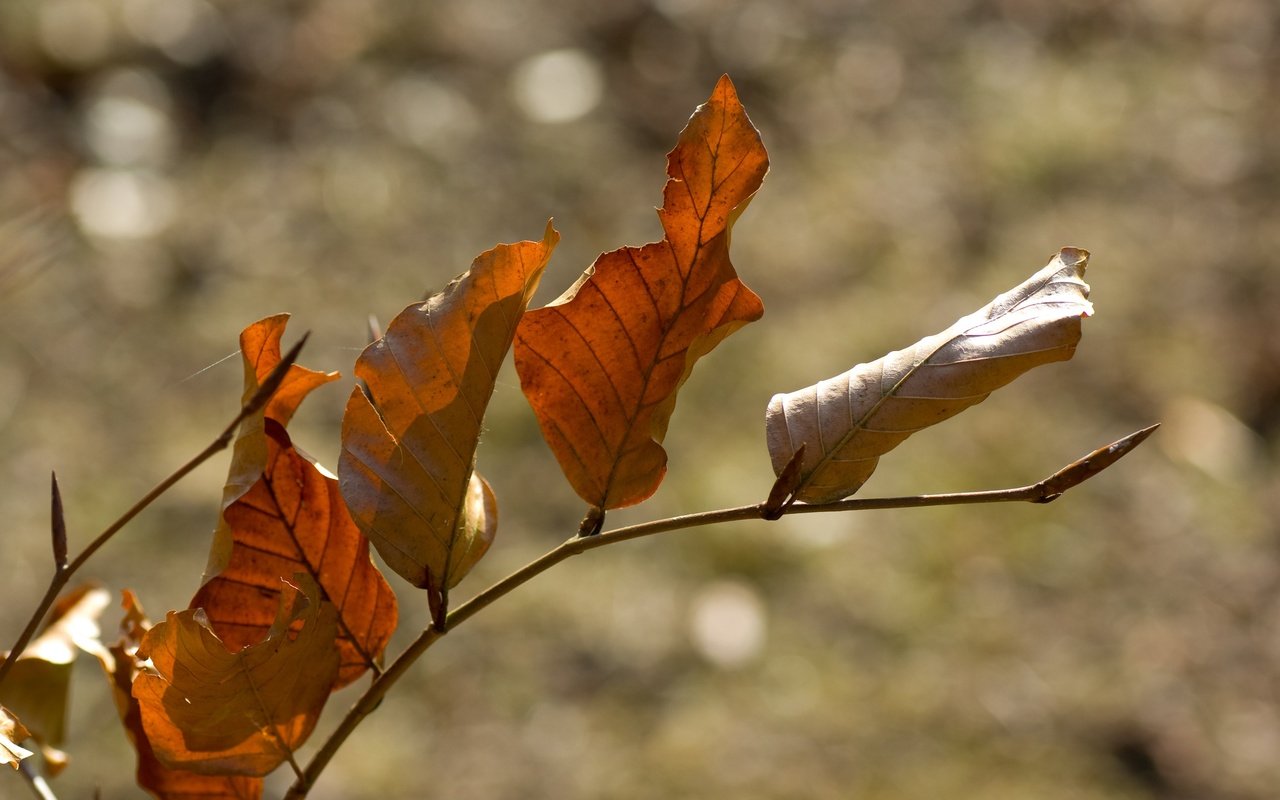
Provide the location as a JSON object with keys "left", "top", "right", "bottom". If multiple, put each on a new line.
{"left": 2, "top": 0, "right": 1277, "bottom": 797}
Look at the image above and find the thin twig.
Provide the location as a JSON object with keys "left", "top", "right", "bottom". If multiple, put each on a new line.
{"left": 17, "top": 758, "right": 59, "bottom": 800}
{"left": 0, "top": 335, "right": 309, "bottom": 686}
{"left": 284, "top": 424, "right": 1156, "bottom": 798}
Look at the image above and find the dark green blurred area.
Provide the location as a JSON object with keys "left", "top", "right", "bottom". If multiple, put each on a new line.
{"left": 2, "top": 0, "right": 1277, "bottom": 797}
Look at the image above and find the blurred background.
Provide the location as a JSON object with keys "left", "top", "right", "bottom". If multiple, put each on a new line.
{"left": 1, "top": 0, "right": 1277, "bottom": 797}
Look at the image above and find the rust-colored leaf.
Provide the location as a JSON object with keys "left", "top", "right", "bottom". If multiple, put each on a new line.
{"left": 133, "top": 576, "right": 339, "bottom": 777}
{"left": 192, "top": 419, "right": 397, "bottom": 689}
{"left": 104, "top": 591, "right": 262, "bottom": 799}
{"left": 0, "top": 584, "right": 111, "bottom": 777}
{"left": 514, "top": 75, "right": 768, "bottom": 510}
{"left": 339, "top": 222, "right": 557, "bottom": 622}
{"left": 767, "top": 247, "right": 1093, "bottom": 503}
{"left": 2, "top": 706, "right": 33, "bottom": 770}
{"left": 207, "top": 314, "right": 339, "bottom": 582}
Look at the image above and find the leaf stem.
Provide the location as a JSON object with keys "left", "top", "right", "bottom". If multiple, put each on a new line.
{"left": 0, "top": 335, "right": 309, "bottom": 687}
{"left": 284, "top": 424, "right": 1156, "bottom": 798}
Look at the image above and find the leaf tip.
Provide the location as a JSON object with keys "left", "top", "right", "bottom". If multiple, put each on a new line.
{"left": 244, "top": 330, "right": 312, "bottom": 417}
{"left": 1057, "top": 246, "right": 1090, "bottom": 271}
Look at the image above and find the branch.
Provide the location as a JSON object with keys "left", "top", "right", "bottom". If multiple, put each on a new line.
{"left": 284, "top": 424, "right": 1156, "bottom": 798}
{"left": 17, "top": 758, "right": 59, "bottom": 800}
{"left": 0, "top": 335, "right": 309, "bottom": 686}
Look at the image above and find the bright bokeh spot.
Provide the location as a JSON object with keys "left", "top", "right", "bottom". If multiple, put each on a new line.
{"left": 511, "top": 48, "right": 604, "bottom": 123}
{"left": 689, "top": 580, "right": 767, "bottom": 669}
{"left": 70, "top": 169, "right": 177, "bottom": 240}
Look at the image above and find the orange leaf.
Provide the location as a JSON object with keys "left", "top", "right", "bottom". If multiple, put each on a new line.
{"left": 0, "top": 584, "right": 111, "bottom": 777}
{"left": 339, "top": 222, "right": 557, "bottom": 621}
{"left": 104, "top": 591, "right": 262, "bottom": 799}
{"left": 2, "top": 706, "right": 33, "bottom": 770}
{"left": 514, "top": 75, "right": 768, "bottom": 509}
{"left": 207, "top": 314, "right": 339, "bottom": 582}
{"left": 192, "top": 419, "right": 397, "bottom": 689}
{"left": 133, "top": 576, "right": 338, "bottom": 777}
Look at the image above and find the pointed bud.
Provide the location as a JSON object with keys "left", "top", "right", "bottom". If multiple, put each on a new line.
{"left": 51, "top": 472, "right": 68, "bottom": 571}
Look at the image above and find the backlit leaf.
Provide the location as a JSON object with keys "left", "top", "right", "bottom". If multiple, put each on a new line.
{"left": 133, "top": 576, "right": 339, "bottom": 777}
{"left": 192, "top": 419, "right": 397, "bottom": 689}
{"left": 766, "top": 247, "right": 1093, "bottom": 503}
{"left": 0, "top": 584, "right": 111, "bottom": 777}
{"left": 2, "top": 706, "right": 33, "bottom": 770}
{"left": 514, "top": 75, "right": 768, "bottom": 510}
{"left": 104, "top": 591, "right": 262, "bottom": 799}
{"left": 206, "top": 314, "right": 339, "bottom": 582}
{"left": 339, "top": 222, "right": 557, "bottom": 622}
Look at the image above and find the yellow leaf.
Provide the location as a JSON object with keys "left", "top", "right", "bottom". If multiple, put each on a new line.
{"left": 767, "top": 247, "right": 1093, "bottom": 503}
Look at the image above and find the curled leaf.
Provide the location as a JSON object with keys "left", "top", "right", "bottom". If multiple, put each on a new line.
{"left": 339, "top": 222, "right": 557, "bottom": 623}
{"left": 133, "top": 576, "right": 339, "bottom": 777}
{"left": 104, "top": 591, "right": 262, "bottom": 799}
{"left": 514, "top": 74, "right": 768, "bottom": 510}
{"left": 2, "top": 706, "right": 33, "bottom": 769}
{"left": 0, "top": 584, "right": 111, "bottom": 777}
{"left": 767, "top": 247, "right": 1093, "bottom": 503}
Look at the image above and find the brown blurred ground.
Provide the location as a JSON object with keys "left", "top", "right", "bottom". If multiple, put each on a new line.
{"left": 2, "top": 0, "right": 1278, "bottom": 798}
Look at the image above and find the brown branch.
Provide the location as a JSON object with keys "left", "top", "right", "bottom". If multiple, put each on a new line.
{"left": 284, "top": 424, "right": 1157, "bottom": 798}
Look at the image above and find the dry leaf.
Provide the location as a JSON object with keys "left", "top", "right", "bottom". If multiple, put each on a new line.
{"left": 134, "top": 576, "right": 339, "bottom": 777}
{"left": 339, "top": 222, "right": 557, "bottom": 621}
{"left": 206, "top": 314, "right": 339, "bottom": 582}
{"left": 514, "top": 74, "right": 768, "bottom": 510}
{"left": 0, "top": 584, "right": 111, "bottom": 777}
{"left": 105, "top": 592, "right": 262, "bottom": 799}
{"left": 767, "top": 247, "right": 1093, "bottom": 503}
{"left": 192, "top": 420, "right": 397, "bottom": 688}
{"left": 2, "top": 706, "right": 33, "bottom": 770}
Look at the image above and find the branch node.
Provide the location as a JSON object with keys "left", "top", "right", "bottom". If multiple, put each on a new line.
{"left": 577, "top": 506, "right": 605, "bottom": 537}
{"left": 762, "top": 444, "right": 806, "bottom": 520}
